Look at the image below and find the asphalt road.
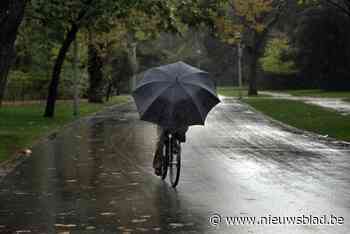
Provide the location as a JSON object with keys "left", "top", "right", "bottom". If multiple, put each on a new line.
{"left": 0, "top": 98, "right": 350, "bottom": 234}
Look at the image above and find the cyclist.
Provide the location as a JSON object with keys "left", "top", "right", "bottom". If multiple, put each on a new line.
{"left": 153, "top": 125, "right": 188, "bottom": 176}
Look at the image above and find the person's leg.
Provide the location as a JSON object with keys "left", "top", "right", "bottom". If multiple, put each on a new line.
{"left": 153, "top": 142, "right": 162, "bottom": 175}
{"left": 176, "top": 126, "right": 188, "bottom": 143}
{"left": 153, "top": 130, "right": 166, "bottom": 175}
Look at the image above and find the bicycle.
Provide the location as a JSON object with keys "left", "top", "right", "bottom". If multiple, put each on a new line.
{"left": 160, "top": 133, "right": 181, "bottom": 188}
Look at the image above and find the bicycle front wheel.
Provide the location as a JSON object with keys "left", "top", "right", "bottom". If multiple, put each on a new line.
{"left": 169, "top": 139, "right": 181, "bottom": 188}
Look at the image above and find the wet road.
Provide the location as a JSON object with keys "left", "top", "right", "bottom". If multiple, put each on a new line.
{"left": 1, "top": 99, "right": 350, "bottom": 233}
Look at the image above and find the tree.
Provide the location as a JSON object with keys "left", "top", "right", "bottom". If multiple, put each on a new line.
{"left": 294, "top": 5, "right": 350, "bottom": 90}
{"left": 109, "top": 50, "right": 133, "bottom": 97}
{"left": 83, "top": 2, "right": 182, "bottom": 102}
{"left": 120, "top": 2, "right": 197, "bottom": 91}
{"left": 88, "top": 0, "right": 214, "bottom": 94}
{"left": 87, "top": 32, "right": 105, "bottom": 103}
{"left": 32, "top": 0, "right": 209, "bottom": 117}
{"left": 82, "top": 8, "right": 159, "bottom": 101}
{"left": 32, "top": 0, "right": 90, "bottom": 116}
{"left": 84, "top": 19, "right": 129, "bottom": 102}
{"left": 30, "top": 0, "right": 138, "bottom": 117}
{"left": 260, "top": 36, "right": 297, "bottom": 74}
{"left": 213, "top": 0, "right": 288, "bottom": 95}
{"left": 112, "top": 8, "right": 163, "bottom": 92}
{"left": 72, "top": 39, "right": 80, "bottom": 116}
{"left": 300, "top": 0, "right": 350, "bottom": 18}
{"left": 9, "top": 12, "right": 62, "bottom": 102}
{"left": 0, "top": 0, "right": 26, "bottom": 106}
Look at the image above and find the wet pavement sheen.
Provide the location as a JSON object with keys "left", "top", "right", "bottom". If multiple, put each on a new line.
{"left": 1, "top": 99, "right": 350, "bottom": 233}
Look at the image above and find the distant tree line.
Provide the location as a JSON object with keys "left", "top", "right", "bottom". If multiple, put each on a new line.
{"left": 294, "top": 4, "right": 350, "bottom": 90}
{"left": 0, "top": 0, "right": 228, "bottom": 117}
{"left": 259, "top": 0, "right": 350, "bottom": 91}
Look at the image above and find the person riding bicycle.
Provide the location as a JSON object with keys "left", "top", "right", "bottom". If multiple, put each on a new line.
{"left": 153, "top": 125, "right": 188, "bottom": 176}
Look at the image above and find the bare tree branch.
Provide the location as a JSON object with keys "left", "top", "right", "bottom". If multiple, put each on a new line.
{"left": 75, "top": 0, "right": 95, "bottom": 26}
{"left": 322, "top": 0, "right": 350, "bottom": 17}
{"left": 255, "top": 0, "right": 287, "bottom": 50}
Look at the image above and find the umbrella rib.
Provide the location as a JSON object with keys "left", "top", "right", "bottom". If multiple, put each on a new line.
{"left": 178, "top": 71, "right": 208, "bottom": 80}
{"left": 180, "top": 79, "right": 218, "bottom": 97}
{"left": 135, "top": 80, "right": 171, "bottom": 90}
{"left": 178, "top": 83, "right": 206, "bottom": 123}
{"left": 167, "top": 85, "right": 177, "bottom": 126}
{"left": 178, "top": 72, "right": 218, "bottom": 97}
{"left": 139, "top": 83, "right": 173, "bottom": 117}
{"left": 153, "top": 68, "right": 174, "bottom": 80}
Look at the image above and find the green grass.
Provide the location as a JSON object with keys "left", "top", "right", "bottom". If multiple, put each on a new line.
{"left": 268, "top": 89, "right": 350, "bottom": 98}
{"left": 244, "top": 98, "right": 350, "bottom": 142}
{"left": 0, "top": 95, "right": 131, "bottom": 162}
{"left": 217, "top": 86, "right": 269, "bottom": 97}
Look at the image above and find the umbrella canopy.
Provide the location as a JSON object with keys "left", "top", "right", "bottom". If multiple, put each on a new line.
{"left": 132, "top": 61, "right": 220, "bottom": 129}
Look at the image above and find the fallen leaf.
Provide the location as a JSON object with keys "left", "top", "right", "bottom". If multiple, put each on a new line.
{"left": 169, "top": 223, "right": 185, "bottom": 228}
{"left": 66, "top": 180, "right": 77, "bottom": 183}
{"left": 100, "top": 212, "right": 116, "bottom": 216}
{"left": 18, "top": 149, "right": 32, "bottom": 156}
{"left": 131, "top": 219, "right": 147, "bottom": 223}
{"left": 54, "top": 224, "right": 77, "bottom": 228}
{"left": 136, "top": 227, "right": 148, "bottom": 231}
{"left": 128, "top": 182, "right": 139, "bottom": 186}
{"left": 16, "top": 230, "right": 31, "bottom": 233}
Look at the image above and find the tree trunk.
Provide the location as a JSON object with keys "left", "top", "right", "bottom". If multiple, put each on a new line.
{"left": 44, "top": 24, "right": 79, "bottom": 117}
{"left": 87, "top": 42, "right": 104, "bottom": 103}
{"left": 0, "top": 0, "right": 26, "bottom": 106}
{"left": 237, "top": 42, "right": 243, "bottom": 98}
{"left": 105, "top": 80, "right": 112, "bottom": 102}
{"left": 247, "top": 47, "right": 258, "bottom": 96}
{"left": 72, "top": 38, "right": 80, "bottom": 116}
{"left": 127, "top": 42, "right": 138, "bottom": 92}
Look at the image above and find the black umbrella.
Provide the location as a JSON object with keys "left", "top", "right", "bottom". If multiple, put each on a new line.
{"left": 132, "top": 61, "right": 220, "bottom": 129}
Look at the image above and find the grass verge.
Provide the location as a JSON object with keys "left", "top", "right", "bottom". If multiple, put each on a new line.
{"left": 268, "top": 89, "right": 350, "bottom": 98}
{"left": 0, "top": 95, "right": 131, "bottom": 162}
{"left": 344, "top": 98, "right": 350, "bottom": 103}
{"left": 244, "top": 98, "right": 350, "bottom": 142}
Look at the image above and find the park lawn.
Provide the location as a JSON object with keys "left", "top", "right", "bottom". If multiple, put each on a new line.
{"left": 0, "top": 95, "right": 131, "bottom": 162}
{"left": 269, "top": 89, "right": 350, "bottom": 98}
{"left": 217, "top": 86, "right": 269, "bottom": 97}
{"left": 244, "top": 98, "right": 350, "bottom": 142}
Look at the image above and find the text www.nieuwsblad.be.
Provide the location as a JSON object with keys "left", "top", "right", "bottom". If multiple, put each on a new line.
{"left": 209, "top": 214, "right": 344, "bottom": 226}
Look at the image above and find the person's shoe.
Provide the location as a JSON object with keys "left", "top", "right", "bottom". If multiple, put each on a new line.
{"left": 154, "top": 167, "right": 161, "bottom": 176}
{"left": 153, "top": 155, "right": 162, "bottom": 176}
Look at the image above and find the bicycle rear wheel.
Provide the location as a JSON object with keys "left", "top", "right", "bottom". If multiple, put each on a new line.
{"left": 169, "top": 139, "right": 181, "bottom": 188}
